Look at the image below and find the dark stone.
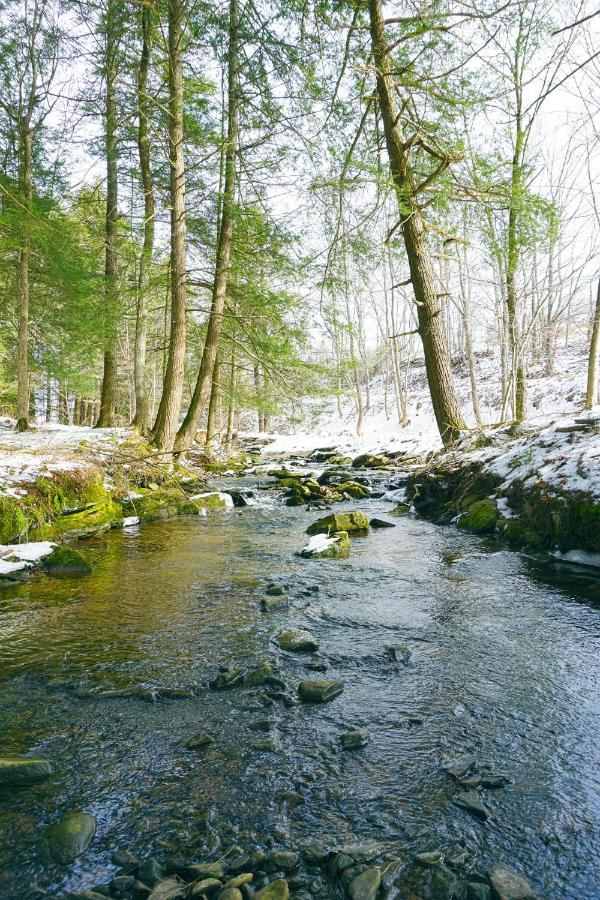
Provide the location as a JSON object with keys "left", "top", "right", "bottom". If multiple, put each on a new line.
{"left": 442, "top": 755, "right": 476, "bottom": 779}
{"left": 112, "top": 848, "right": 140, "bottom": 870}
{"left": 369, "top": 519, "right": 396, "bottom": 529}
{"left": 266, "top": 585, "right": 286, "bottom": 596}
{"left": 0, "top": 756, "right": 52, "bottom": 786}
{"left": 340, "top": 729, "right": 370, "bottom": 750}
{"left": 138, "top": 859, "right": 167, "bottom": 887}
{"left": 43, "top": 811, "right": 96, "bottom": 863}
{"left": 452, "top": 791, "right": 490, "bottom": 820}
{"left": 489, "top": 866, "right": 534, "bottom": 899}
{"left": 298, "top": 679, "right": 344, "bottom": 703}
{"left": 347, "top": 867, "right": 381, "bottom": 900}
{"left": 185, "top": 732, "right": 215, "bottom": 751}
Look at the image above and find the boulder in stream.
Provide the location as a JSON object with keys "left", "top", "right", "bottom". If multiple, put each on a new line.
{"left": 306, "top": 511, "right": 369, "bottom": 535}
{"left": 0, "top": 756, "right": 52, "bottom": 786}
{"left": 298, "top": 678, "right": 344, "bottom": 703}
{"left": 43, "top": 810, "right": 96, "bottom": 863}
{"left": 42, "top": 546, "right": 92, "bottom": 576}
{"left": 489, "top": 865, "right": 535, "bottom": 899}
{"left": 347, "top": 867, "right": 381, "bottom": 900}
{"left": 184, "top": 732, "right": 214, "bottom": 751}
{"left": 452, "top": 790, "right": 490, "bottom": 820}
{"left": 369, "top": 518, "right": 396, "bottom": 529}
{"left": 340, "top": 729, "right": 370, "bottom": 750}
{"left": 352, "top": 453, "right": 391, "bottom": 469}
{"left": 254, "top": 880, "right": 290, "bottom": 900}
{"left": 276, "top": 629, "right": 318, "bottom": 652}
{"left": 299, "top": 532, "right": 351, "bottom": 559}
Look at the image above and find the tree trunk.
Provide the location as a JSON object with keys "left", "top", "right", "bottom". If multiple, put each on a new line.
{"left": 132, "top": 3, "right": 155, "bottom": 432}
{"left": 45, "top": 373, "right": 51, "bottom": 422}
{"left": 15, "top": 124, "right": 32, "bottom": 432}
{"left": 205, "top": 351, "right": 221, "bottom": 453}
{"left": 97, "top": 0, "right": 120, "bottom": 427}
{"left": 152, "top": 0, "right": 188, "bottom": 452}
{"left": 368, "top": 0, "right": 465, "bottom": 444}
{"left": 585, "top": 279, "right": 600, "bottom": 410}
{"left": 225, "top": 346, "right": 236, "bottom": 446}
{"left": 175, "top": 0, "right": 239, "bottom": 450}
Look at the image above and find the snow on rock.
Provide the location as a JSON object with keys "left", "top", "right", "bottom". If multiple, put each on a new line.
{"left": 0, "top": 541, "right": 55, "bottom": 576}
{"left": 552, "top": 550, "right": 600, "bottom": 568}
{"left": 301, "top": 534, "right": 339, "bottom": 555}
{"left": 122, "top": 516, "right": 140, "bottom": 528}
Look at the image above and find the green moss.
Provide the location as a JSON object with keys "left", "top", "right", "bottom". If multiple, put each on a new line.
{"left": 0, "top": 496, "right": 30, "bottom": 543}
{"left": 306, "top": 511, "right": 370, "bottom": 535}
{"left": 336, "top": 481, "right": 371, "bottom": 499}
{"left": 122, "top": 487, "right": 228, "bottom": 522}
{"left": 42, "top": 546, "right": 92, "bottom": 576}
{"left": 458, "top": 499, "right": 498, "bottom": 534}
{"left": 498, "top": 517, "right": 525, "bottom": 543}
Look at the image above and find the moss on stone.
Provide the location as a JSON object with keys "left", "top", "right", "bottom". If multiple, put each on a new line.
{"left": 458, "top": 499, "right": 498, "bottom": 534}
{"left": 337, "top": 481, "right": 371, "bottom": 499}
{"left": 42, "top": 546, "right": 92, "bottom": 576}
{"left": 306, "top": 511, "right": 370, "bottom": 535}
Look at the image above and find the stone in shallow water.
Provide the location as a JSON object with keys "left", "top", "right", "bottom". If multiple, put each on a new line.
{"left": 480, "top": 773, "right": 512, "bottom": 789}
{"left": 299, "top": 532, "right": 351, "bottom": 559}
{"left": 276, "top": 629, "right": 318, "bottom": 653}
{"left": 266, "top": 584, "right": 286, "bottom": 596}
{"left": 306, "top": 511, "right": 370, "bottom": 535}
{"left": 452, "top": 791, "right": 490, "bottom": 820}
{"left": 188, "top": 879, "right": 222, "bottom": 897}
{"left": 347, "top": 867, "right": 381, "bottom": 900}
{"left": 266, "top": 851, "right": 300, "bottom": 873}
{"left": 0, "top": 757, "right": 52, "bottom": 786}
{"left": 42, "top": 546, "right": 92, "bottom": 576}
{"left": 249, "top": 736, "right": 278, "bottom": 752}
{"left": 261, "top": 596, "right": 288, "bottom": 611}
{"left": 415, "top": 851, "right": 444, "bottom": 866}
{"left": 184, "top": 732, "right": 214, "bottom": 751}
{"left": 43, "top": 811, "right": 96, "bottom": 863}
{"left": 369, "top": 518, "right": 396, "bottom": 529}
{"left": 218, "top": 889, "right": 243, "bottom": 900}
{"left": 298, "top": 679, "right": 344, "bottom": 703}
{"left": 340, "top": 729, "right": 370, "bottom": 750}
{"left": 148, "top": 879, "right": 187, "bottom": 900}
{"left": 489, "top": 866, "right": 534, "bottom": 899}
{"left": 442, "top": 754, "right": 476, "bottom": 779}
{"left": 254, "top": 879, "right": 289, "bottom": 900}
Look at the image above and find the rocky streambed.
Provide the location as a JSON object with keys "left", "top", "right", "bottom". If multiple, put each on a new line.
{"left": 1, "top": 457, "right": 600, "bottom": 899}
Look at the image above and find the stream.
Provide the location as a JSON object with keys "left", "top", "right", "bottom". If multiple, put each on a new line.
{"left": 1, "top": 474, "right": 600, "bottom": 899}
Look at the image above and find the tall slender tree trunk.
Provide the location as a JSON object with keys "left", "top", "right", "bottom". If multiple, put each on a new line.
{"left": 16, "top": 124, "right": 32, "bottom": 432}
{"left": 585, "top": 279, "right": 600, "bottom": 410}
{"left": 132, "top": 3, "right": 155, "bottom": 432}
{"left": 175, "top": 0, "right": 239, "bottom": 450}
{"left": 225, "top": 345, "right": 236, "bottom": 445}
{"left": 97, "top": 0, "right": 120, "bottom": 427}
{"left": 506, "top": 134, "right": 526, "bottom": 423}
{"left": 152, "top": 0, "right": 188, "bottom": 452}
{"left": 368, "top": 0, "right": 465, "bottom": 444}
{"left": 205, "top": 351, "right": 221, "bottom": 453}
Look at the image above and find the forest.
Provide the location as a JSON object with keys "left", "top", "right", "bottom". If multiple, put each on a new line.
{"left": 1, "top": 2, "right": 600, "bottom": 900}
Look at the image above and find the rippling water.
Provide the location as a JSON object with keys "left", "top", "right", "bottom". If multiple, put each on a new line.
{"left": 1, "top": 490, "right": 600, "bottom": 898}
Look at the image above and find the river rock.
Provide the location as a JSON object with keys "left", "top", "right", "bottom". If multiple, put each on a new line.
{"left": 0, "top": 756, "right": 52, "bottom": 785}
{"left": 112, "top": 848, "right": 140, "bottom": 869}
{"left": 352, "top": 454, "right": 390, "bottom": 469}
{"left": 249, "top": 735, "right": 277, "bottom": 752}
{"left": 390, "top": 503, "right": 410, "bottom": 516}
{"left": 467, "top": 883, "right": 492, "bottom": 900}
{"left": 148, "top": 878, "right": 187, "bottom": 900}
{"left": 306, "top": 511, "right": 370, "bottom": 535}
{"left": 44, "top": 811, "right": 96, "bottom": 863}
{"left": 261, "top": 596, "right": 288, "bottom": 611}
{"left": 189, "top": 879, "right": 222, "bottom": 898}
{"left": 186, "top": 863, "right": 226, "bottom": 881}
{"left": 42, "top": 546, "right": 92, "bottom": 576}
{"left": 415, "top": 851, "right": 444, "bottom": 866}
{"left": 300, "top": 531, "right": 351, "bottom": 559}
{"left": 369, "top": 518, "right": 396, "bottom": 529}
{"left": 347, "top": 867, "right": 381, "bottom": 900}
{"left": 430, "top": 864, "right": 458, "bottom": 899}
{"left": 337, "top": 481, "right": 371, "bottom": 499}
{"left": 138, "top": 858, "right": 166, "bottom": 887}
{"left": 458, "top": 499, "right": 498, "bottom": 534}
{"left": 266, "top": 584, "right": 286, "bottom": 596}
{"left": 442, "top": 755, "right": 476, "bottom": 779}
{"left": 254, "top": 879, "right": 289, "bottom": 900}
{"left": 340, "top": 729, "right": 370, "bottom": 750}
{"left": 184, "top": 732, "right": 215, "bottom": 751}
{"left": 298, "top": 679, "right": 343, "bottom": 703}
{"left": 480, "top": 774, "right": 512, "bottom": 789}
{"left": 111, "top": 875, "right": 136, "bottom": 896}
{"left": 452, "top": 791, "right": 490, "bottom": 820}
{"left": 224, "top": 874, "right": 253, "bottom": 889}
{"left": 218, "top": 889, "right": 243, "bottom": 900}
{"left": 276, "top": 629, "right": 318, "bottom": 652}
{"left": 489, "top": 866, "right": 534, "bottom": 899}
{"left": 266, "top": 851, "right": 299, "bottom": 873}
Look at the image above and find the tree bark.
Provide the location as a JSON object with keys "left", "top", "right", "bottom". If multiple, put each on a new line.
{"left": 585, "top": 279, "right": 600, "bottom": 410}
{"left": 368, "top": 0, "right": 465, "bottom": 444}
{"left": 175, "top": 0, "right": 239, "bottom": 450}
{"left": 15, "top": 123, "right": 33, "bottom": 431}
{"left": 205, "top": 351, "right": 221, "bottom": 453}
{"left": 132, "top": 3, "right": 155, "bottom": 432}
{"left": 97, "top": 0, "right": 120, "bottom": 427}
{"left": 152, "top": 0, "right": 188, "bottom": 452}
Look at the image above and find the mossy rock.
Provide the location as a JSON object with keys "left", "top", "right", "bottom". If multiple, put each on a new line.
{"left": 390, "top": 502, "right": 410, "bottom": 516}
{"left": 306, "top": 511, "right": 370, "bottom": 535}
{"left": 498, "top": 517, "right": 525, "bottom": 543}
{"left": 43, "top": 811, "right": 96, "bottom": 864}
{"left": 337, "top": 482, "right": 371, "bottom": 499}
{"left": 123, "top": 487, "right": 228, "bottom": 523}
{"left": 42, "top": 547, "right": 92, "bottom": 577}
{"left": 458, "top": 499, "right": 498, "bottom": 534}
{"left": 352, "top": 453, "right": 391, "bottom": 469}
{"left": 300, "top": 531, "right": 351, "bottom": 559}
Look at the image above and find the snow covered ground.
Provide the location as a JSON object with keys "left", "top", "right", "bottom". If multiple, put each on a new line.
{"left": 252, "top": 343, "right": 591, "bottom": 458}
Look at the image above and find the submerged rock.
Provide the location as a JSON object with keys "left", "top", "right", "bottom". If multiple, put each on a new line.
{"left": 340, "top": 729, "right": 370, "bottom": 750}
{"left": 44, "top": 810, "right": 96, "bottom": 863}
{"left": 184, "top": 732, "right": 214, "bottom": 751}
{"left": 347, "top": 867, "right": 381, "bottom": 900}
{"left": 266, "top": 584, "right": 286, "bottom": 596}
{"left": 452, "top": 791, "right": 490, "bottom": 820}
{"left": 276, "top": 629, "right": 318, "bottom": 653}
{"left": 42, "top": 546, "right": 92, "bottom": 576}
{"left": 442, "top": 755, "right": 476, "bottom": 779}
{"left": 254, "top": 879, "right": 290, "bottom": 900}
{"left": 0, "top": 756, "right": 52, "bottom": 786}
{"left": 298, "top": 678, "right": 343, "bottom": 703}
{"left": 489, "top": 866, "right": 534, "bottom": 899}
{"left": 261, "top": 595, "right": 289, "bottom": 611}
{"left": 415, "top": 851, "right": 444, "bottom": 866}
{"left": 369, "top": 518, "right": 396, "bottom": 529}
{"left": 306, "top": 511, "right": 370, "bottom": 535}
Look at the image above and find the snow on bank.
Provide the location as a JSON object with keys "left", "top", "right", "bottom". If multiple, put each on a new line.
{"left": 0, "top": 542, "right": 55, "bottom": 576}
{"left": 246, "top": 343, "right": 590, "bottom": 460}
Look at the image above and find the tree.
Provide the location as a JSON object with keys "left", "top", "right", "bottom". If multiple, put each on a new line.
{"left": 151, "top": 0, "right": 188, "bottom": 451}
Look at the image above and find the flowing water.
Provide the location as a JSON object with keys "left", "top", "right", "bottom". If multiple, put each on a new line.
{"left": 1, "top": 483, "right": 600, "bottom": 898}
